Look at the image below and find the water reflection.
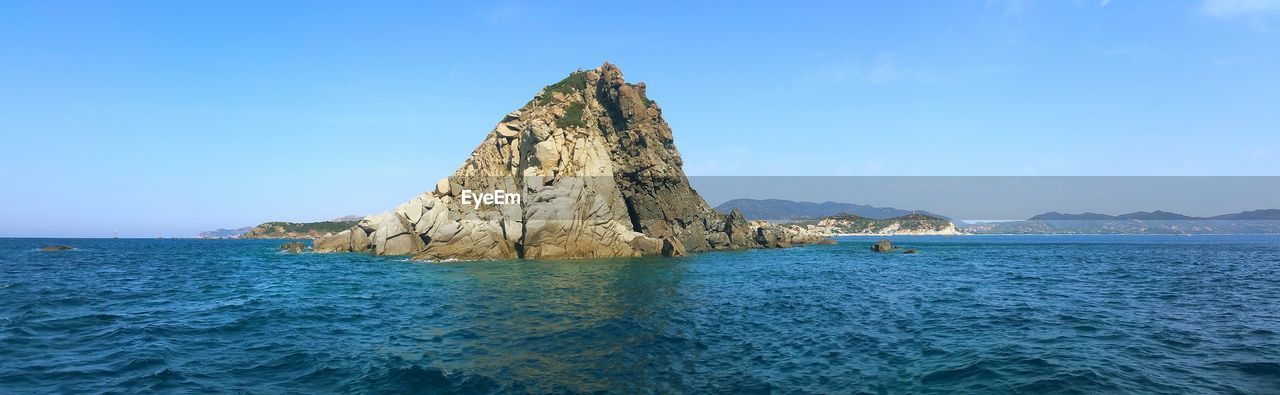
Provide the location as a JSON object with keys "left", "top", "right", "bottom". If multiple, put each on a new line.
{"left": 402, "top": 257, "right": 691, "bottom": 392}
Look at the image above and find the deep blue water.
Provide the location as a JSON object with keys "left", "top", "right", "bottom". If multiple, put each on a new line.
{"left": 2, "top": 235, "right": 1279, "bottom": 393}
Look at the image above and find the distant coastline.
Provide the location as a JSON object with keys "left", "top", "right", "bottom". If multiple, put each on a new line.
{"left": 198, "top": 216, "right": 361, "bottom": 239}
{"left": 717, "top": 199, "right": 1280, "bottom": 236}
{"left": 202, "top": 203, "right": 1280, "bottom": 240}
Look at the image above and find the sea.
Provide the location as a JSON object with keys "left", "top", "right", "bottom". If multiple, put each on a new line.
{"left": 1, "top": 235, "right": 1278, "bottom": 393}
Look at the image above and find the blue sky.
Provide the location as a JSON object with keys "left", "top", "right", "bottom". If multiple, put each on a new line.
{"left": 2, "top": 1, "right": 1278, "bottom": 237}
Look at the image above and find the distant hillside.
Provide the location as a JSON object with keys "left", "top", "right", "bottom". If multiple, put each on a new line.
{"left": 1029, "top": 212, "right": 1121, "bottom": 221}
{"left": 716, "top": 199, "right": 946, "bottom": 220}
{"left": 200, "top": 215, "right": 364, "bottom": 239}
{"left": 968, "top": 208, "right": 1280, "bottom": 234}
{"left": 1211, "top": 209, "right": 1280, "bottom": 220}
{"left": 197, "top": 227, "right": 253, "bottom": 239}
{"left": 242, "top": 220, "right": 360, "bottom": 240}
{"left": 812, "top": 213, "right": 958, "bottom": 235}
{"left": 1027, "top": 209, "right": 1279, "bottom": 221}
{"left": 1029, "top": 210, "right": 1202, "bottom": 220}
{"left": 965, "top": 220, "right": 1280, "bottom": 235}
{"left": 1116, "top": 210, "right": 1203, "bottom": 220}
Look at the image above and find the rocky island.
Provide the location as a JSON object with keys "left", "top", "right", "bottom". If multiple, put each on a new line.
{"left": 198, "top": 216, "right": 363, "bottom": 239}
{"left": 314, "top": 63, "right": 825, "bottom": 260}
{"left": 240, "top": 219, "right": 360, "bottom": 240}
{"left": 810, "top": 213, "right": 959, "bottom": 236}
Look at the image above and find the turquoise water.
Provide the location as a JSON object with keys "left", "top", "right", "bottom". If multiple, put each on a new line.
{"left": 2, "top": 235, "right": 1279, "bottom": 393}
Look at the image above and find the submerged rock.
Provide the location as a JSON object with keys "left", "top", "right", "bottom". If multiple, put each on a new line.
{"left": 871, "top": 239, "right": 896, "bottom": 252}
{"left": 279, "top": 242, "right": 307, "bottom": 253}
{"left": 903, "top": 248, "right": 918, "bottom": 254}
{"left": 40, "top": 245, "right": 73, "bottom": 252}
{"left": 315, "top": 63, "right": 823, "bottom": 260}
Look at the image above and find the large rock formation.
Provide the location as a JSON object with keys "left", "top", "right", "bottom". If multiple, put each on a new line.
{"left": 315, "top": 63, "right": 824, "bottom": 260}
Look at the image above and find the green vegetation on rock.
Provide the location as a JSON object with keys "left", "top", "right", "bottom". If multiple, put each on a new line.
{"left": 815, "top": 213, "right": 957, "bottom": 235}
{"left": 539, "top": 71, "right": 587, "bottom": 104}
{"left": 242, "top": 220, "right": 360, "bottom": 239}
{"left": 556, "top": 101, "right": 586, "bottom": 128}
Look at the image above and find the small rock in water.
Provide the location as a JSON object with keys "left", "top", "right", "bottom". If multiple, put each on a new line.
{"left": 903, "top": 248, "right": 918, "bottom": 254}
{"left": 279, "top": 242, "right": 308, "bottom": 253}
{"left": 40, "top": 245, "right": 74, "bottom": 252}
{"left": 871, "top": 239, "right": 896, "bottom": 252}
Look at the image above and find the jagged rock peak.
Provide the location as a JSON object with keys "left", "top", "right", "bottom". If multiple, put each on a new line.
{"left": 314, "top": 63, "right": 825, "bottom": 260}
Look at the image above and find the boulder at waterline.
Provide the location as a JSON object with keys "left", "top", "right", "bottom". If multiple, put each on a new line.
{"left": 871, "top": 239, "right": 896, "bottom": 252}
{"left": 279, "top": 242, "right": 307, "bottom": 253}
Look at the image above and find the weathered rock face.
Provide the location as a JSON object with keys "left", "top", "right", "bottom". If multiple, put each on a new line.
{"left": 315, "top": 63, "right": 826, "bottom": 260}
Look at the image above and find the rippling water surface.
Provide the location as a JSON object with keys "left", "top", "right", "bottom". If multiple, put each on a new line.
{"left": 2, "top": 236, "right": 1279, "bottom": 393}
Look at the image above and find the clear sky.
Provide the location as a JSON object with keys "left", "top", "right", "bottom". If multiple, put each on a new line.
{"left": 2, "top": 1, "right": 1278, "bottom": 237}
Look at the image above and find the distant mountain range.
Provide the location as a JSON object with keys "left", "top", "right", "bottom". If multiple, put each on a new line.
{"left": 1028, "top": 209, "right": 1280, "bottom": 221}
{"left": 714, "top": 199, "right": 945, "bottom": 220}
{"left": 1211, "top": 209, "right": 1280, "bottom": 220}
{"left": 966, "top": 209, "right": 1280, "bottom": 234}
{"left": 714, "top": 200, "right": 1280, "bottom": 235}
